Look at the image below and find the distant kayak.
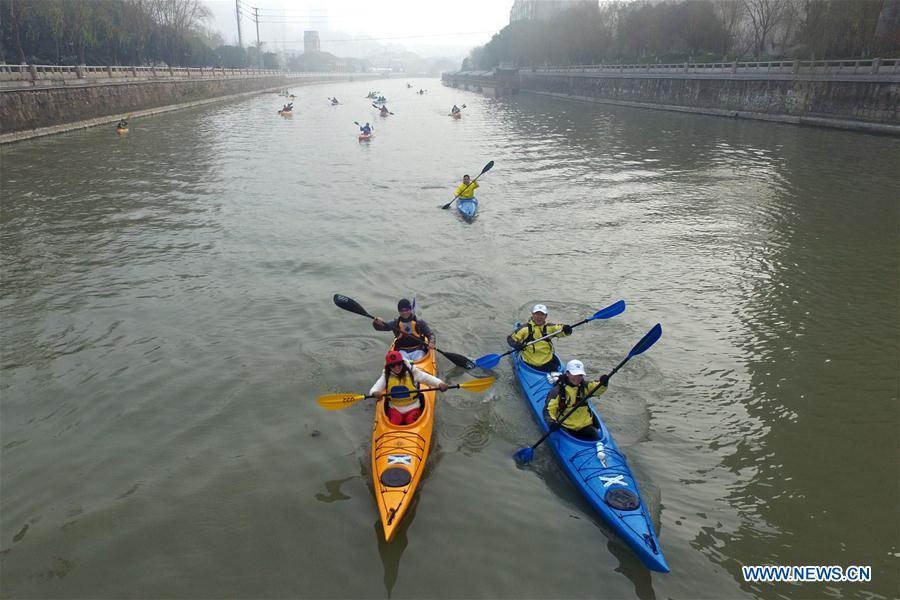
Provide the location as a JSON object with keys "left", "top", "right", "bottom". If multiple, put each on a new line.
{"left": 278, "top": 110, "right": 293, "bottom": 117}
{"left": 450, "top": 112, "right": 461, "bottom": 119}
{"left": 457, "top": 197, "right": 478, "bottom": 220}
{"left": 116, "top": 126, "right": 128, "bottom": 134}
{"left": 358, "top": 132, "right": 373, "bottom": 142}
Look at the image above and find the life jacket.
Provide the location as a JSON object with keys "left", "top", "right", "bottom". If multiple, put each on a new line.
{"left": 520, "top": 321, "right": 557, "bottom": 367}
{"left": 547, "top": 379, "right": 595, "bottom": 431}
{"left": 394, "top": 317, "right": 425, "bottom": 350}
{"left": 385, "top": 368, "right": 421, "bottom": 407}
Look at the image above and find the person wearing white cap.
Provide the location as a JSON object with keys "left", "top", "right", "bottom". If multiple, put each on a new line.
{"left": 506, "top": 304, "right": 574, "bottom": 372}
{"left": 543, "top": 359, "right": 610, "bottom": 440}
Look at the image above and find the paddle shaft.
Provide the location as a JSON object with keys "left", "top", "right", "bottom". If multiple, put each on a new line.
{"left": 442, "top": 161, "right": 493, "bottom": 209}
{"left": 332, "top": 294, "right": 474, "bottom": 369}
{"left": 489, "top": 318, "right": 588, "bottom": 363}
{"left": 524, "top": 379, "right": 607, "bottom": 452}
{"left": 519, "top": 323, "right": 661, "bottom": 454}
{"left": 516, "top": 317, "right": 589, "bottom": 351}
{"left": 372, "top": 383, "right": 458, "bottom": 400}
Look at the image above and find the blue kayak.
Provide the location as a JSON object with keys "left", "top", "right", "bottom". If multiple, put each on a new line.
{"left": 457, "top": 197, "right": 478, "bottom": 220}
{"left": 512, "top": 349, "right": 669, "bottom": 573}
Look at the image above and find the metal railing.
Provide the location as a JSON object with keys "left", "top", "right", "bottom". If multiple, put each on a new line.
{"left": 528, "top": 57, "right": 900, "bottom": 78}
{"left": 0, "top": 64, "right": 361, "bottom": 89}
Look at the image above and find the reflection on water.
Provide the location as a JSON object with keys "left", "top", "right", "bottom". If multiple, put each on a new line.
{"left": 1, "top": 78, "right": 897, "bottom": 600}
{"left": 315, "top": 477, "right": 355, "bottom": 503}
{"left": 375, "top": 493, "right": 417, "bottom": 597}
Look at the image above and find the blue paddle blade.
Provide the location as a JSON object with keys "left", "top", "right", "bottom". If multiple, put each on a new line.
{"left": 388, "top": 385, "right": 411, "bottom": 400}
{"left": 513, "top": 447, "right": 534, "bottom": 464}
{"left": 474, "top": 354, "right": 502, "bottom": 369}
{"left": 588, "top": 299, "right": 626, "bottom": 321}
{"left": 629, "top": 323, "right": 662, "bottom": 358}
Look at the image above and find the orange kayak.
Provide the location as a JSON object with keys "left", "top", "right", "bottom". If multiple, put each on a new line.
{"left": 358, "top": 132, "right": 373, "bottom": 141}
{"left": 371, "top": 345, "right": 437, "bottom": 541}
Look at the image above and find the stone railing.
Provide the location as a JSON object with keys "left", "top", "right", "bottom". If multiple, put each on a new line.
{"left": 529, "top": 57, "right": 900, "bottom": 80}
{"left": 0, "top": 64, "right": 362, "bottom": 90}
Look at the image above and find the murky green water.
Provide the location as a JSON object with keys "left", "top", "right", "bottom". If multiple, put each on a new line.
{"left": 1, "top": 78, "right": 897, "bottom": 599}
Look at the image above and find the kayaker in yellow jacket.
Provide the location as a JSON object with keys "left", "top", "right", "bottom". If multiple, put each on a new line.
{"left": 543, "top": 359, "right": 609, "bottom": 441}
{"left": 454, "top": 174, "right": 478, "bottom": 199}
{"left": 370, "top": 350, "right": 447, "bottom": 425}
{"left": 507, "top": 304, "right": 573, "bottom": 372}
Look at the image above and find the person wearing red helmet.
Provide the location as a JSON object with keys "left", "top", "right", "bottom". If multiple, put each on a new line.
{"left": 369, "top": 350, "right": 448, "bottom": 425}
{"left": 372, "top": 298, "right": 435, "bottom": 361}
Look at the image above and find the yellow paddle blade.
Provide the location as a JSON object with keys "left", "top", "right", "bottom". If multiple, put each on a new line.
{"left": 459, "top": 377, "right": 496, "bottom": 392}
{"left": 317, "top": 392, "right": 367, "bottom": 410}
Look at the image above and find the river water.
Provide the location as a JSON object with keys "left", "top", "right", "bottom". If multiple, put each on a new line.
{"left": 1, "top": 78, "right": 897, "bottom": 600}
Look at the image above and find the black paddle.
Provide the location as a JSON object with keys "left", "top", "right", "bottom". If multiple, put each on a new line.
{"left": 372, "top": 103, "right": 394, "bottom": 115}
{"left": 333, "top": 294, "right": 475, "bottom": 369}
{"left": 513, "top": 323, "right": 663, "bottom": 464}
{"left": 440, "top": 160, "right": 494, "bottom": 210}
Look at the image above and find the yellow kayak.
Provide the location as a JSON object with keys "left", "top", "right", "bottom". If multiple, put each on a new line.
{"left": 371, "top": 344, "right": 437, "bottom": 541}
{"left": 116, "top": 126, "right": 128, "bottom": 134}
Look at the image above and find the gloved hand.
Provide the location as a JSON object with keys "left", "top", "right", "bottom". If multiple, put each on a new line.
{"left": 562, "top": 324, "right": 573, "bottom": 335}
{"left": 513, "top": 341, "right": 526, "bottom": 351}
{"left": 598, "top": 374, "right": 610, "bottom": 387}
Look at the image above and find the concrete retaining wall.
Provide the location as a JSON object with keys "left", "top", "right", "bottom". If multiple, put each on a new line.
{"left": 0, "top": 73, "right": 377, "bottom": 143}
{"left": 519, "top": 72, "right": 900, "bottom": 134}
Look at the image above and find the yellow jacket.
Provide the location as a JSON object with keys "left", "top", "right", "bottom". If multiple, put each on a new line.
{"left": 546, "top": 379, "right": 607, "bottom": 431}
{"left": 509, "top": 319, "right": 568, "bottom": 367}
{"left": 454, "top": 180, "right": 479, "bottom": 199}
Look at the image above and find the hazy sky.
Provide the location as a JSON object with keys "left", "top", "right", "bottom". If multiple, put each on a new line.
{"left": 203, "top": 0, "right": 512, "bottom": 57}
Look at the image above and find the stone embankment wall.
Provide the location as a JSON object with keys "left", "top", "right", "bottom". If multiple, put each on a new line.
{"left": 520, "top": 72, "right": 899, "bottom": 134}
{"left": 0, "top": 73, "right": 376, "bottom": 143}
{"left": 444, "top": 60, "right": 900, "bottom": 134}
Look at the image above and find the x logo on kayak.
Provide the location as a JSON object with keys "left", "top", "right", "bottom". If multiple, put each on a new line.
{"left": 600, "top": 475, "right": 627, "bottom": 488}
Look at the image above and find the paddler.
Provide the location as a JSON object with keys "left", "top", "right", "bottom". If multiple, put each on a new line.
{"left": 506, "top": 304, "right": 573, "bottom": 372}
{"left": 373, "top": 298, "right": 435, "bottom": 361}
{"left": 453, "top": 174, "right": 478, "bottom": 199}
{"left": 543, "top": 359, "right": 609, "bottom": 441}
{"left": 370, "top": 350, "right": 448, "bottom": 425}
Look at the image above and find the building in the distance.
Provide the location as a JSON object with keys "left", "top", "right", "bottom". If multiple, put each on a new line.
{"left": 509, "top": 0, "right": 595, "bottom": 23}
{"left": 303, "top": 31, "right": 320, "bottom": 53}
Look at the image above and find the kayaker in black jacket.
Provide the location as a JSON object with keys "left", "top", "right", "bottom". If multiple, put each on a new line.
{"left": 373, "top": 298, "right": 435, "bottom": 361}
{"left": 543, "top": 359, "right": 609, "bottom": 441}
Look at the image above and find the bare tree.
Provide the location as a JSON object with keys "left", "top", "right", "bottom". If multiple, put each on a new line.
{"left": 714, "top": 0, "right": 745, "bottom": 57}
{"left": 146, "top": 0, "right": 210, "bottom": 65}
{"left": 6, "top": 0, "right": 28, "bottom": 63}
{"left": 742, "top": 0, "right": 788, "bottom": 58}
